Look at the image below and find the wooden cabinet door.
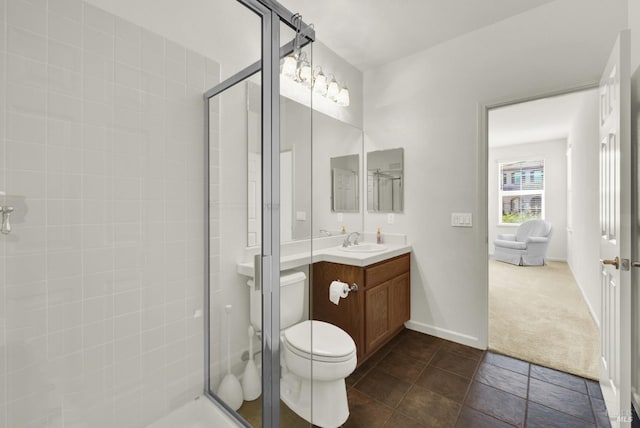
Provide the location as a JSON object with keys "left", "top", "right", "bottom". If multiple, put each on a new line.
{"left": 389, "top": 272, "right": 410, "bottom": 330}
{"left": 365, "top": 280, "right": 390, "bottom": 353}
{"left": 311, "top": 262, "right": 365, "bottom": 360}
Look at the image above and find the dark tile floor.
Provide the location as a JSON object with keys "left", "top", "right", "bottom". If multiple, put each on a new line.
{"left": 237, "top": 329, "right": 612, "bottom": 427}
{"left": 344, "top": 329, "right": 610, "bottom": 428}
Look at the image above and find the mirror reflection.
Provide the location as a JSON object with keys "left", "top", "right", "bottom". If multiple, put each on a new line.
{"left": 331, "top": 154, "right": 359, "bottom": 212}
{"left": 367, "top": 148, "right": 404, "bottom": 213}
{"left": 247, "top": 82, "right": 363, "bottom": 246}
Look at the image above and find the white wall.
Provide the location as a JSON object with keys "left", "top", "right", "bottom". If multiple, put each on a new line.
{"left": 363, "top": 0, "right": 628, "bottom": 348}
{"left": 488, "top": 139, "right": 567, "bottom": 261}
{"left": 566, "top": 90, "right": 601, "bottom": 324}
{"left": 0, "top": 2, "right": 217, "bottom": 427}
{"left": 630, "top": 0, "right": 640, "bottom": 75}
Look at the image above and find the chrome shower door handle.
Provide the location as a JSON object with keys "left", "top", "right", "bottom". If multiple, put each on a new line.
{"left": 1, "top": 206, "right": 13, "bottom": 234}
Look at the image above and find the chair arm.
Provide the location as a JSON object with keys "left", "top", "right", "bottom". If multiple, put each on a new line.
{"left": 527, "top": 236, "right": 549, "bottom": 244}
{"left": 497, "top": 234, "right": 516, "bottom": 241}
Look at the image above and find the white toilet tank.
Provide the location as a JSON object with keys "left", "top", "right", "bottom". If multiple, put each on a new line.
{"left": 247, "top": 270, "right": 306, "bottom": 332}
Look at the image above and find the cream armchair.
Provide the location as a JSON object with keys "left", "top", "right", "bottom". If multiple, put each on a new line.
{"left": 493, "top": 220, "right": 552, "bottom": 266}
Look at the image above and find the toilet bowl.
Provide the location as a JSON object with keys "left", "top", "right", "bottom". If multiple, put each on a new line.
{"left": 247, "top": 271, "right": 357, "bottom": 427}
{"left": 281, "top": 320, "right": 357, "bottom": 428}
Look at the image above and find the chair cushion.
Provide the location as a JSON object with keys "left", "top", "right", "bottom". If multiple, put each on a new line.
{"left": 494, "top": 239, "right": 527, "bottom": 250}
{"left": 515, "top": 220, "right": 551, "bottom": 242}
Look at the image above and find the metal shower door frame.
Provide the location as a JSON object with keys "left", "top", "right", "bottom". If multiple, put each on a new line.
{"left": 202, "top": 1, "right": 314, "bottom": 427}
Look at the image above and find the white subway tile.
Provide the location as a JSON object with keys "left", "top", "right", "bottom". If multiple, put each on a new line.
{"left": 47, "top": 301, "right": 82, "bottom": 333}
{"left": 114, "top": 334, "right": 140, "bottom": 362}
{"left": 47, "top": 250, "right": 82, "bottom": 279}
{"left": 48, "top": 118, "right": 82, "bottom": 149}
{"left": 47, "top": 199, "right": 82, "bottom": 226}
{"left": 6, "top": 170, "right": 46, "bottom": 199}
{"left": 7, "top": 0, "right": 46, "bottom": 36}
{"left": 6, "top": 82, "right": 46, "bottom": 116}
{"left": 114, "top": 62, "right": 140, "bottom": 89}
{"left": 83, "top": 272, "right": 114, "bottom": 299}
{"left": 83, "top": 320, "right": 111, "bottom": 350}
{"left": 115, "top": 37, "right": 141, "bottom": 69}
{"left": 47, "top": 225, "right": 82, "bottom": 252}
{"left": 141, "top": 31, "right": 163, "bottom": 76}
{"left": 84, "top": 100, "right": 113, "bottom": 127}
{"left": 6, "top": 140, "right": 45, "bottom": 171}
{"left": 83, "top": 4, "right": 114, "bottom": 34}
{"left": 48, "top": 13, "right": 81, "bottom": 47}
{"left": 48, "top": 0, "right": 82, "bottom": 23}
{"left": 5, "top": 326, "right": 46, "bottom": 370}
{"left": 47, "top": 275, "right": 82, "bottom": 306}
{"left": 113, "top": 269, "right": 141, "bottom": 293}
{"left": 84, "top": 75, "right": 114, "bottom": 104}
{"left": 47, "top": 326, "right": 82, "bottom": 359}
{"left": 83, "top": 50, "right": 114, "bottom": 81}
{"left": 140, "top": 327, "right": 163, "bottom": 353}
{"left": 48, "top": 91, "right": 82, "bottom": 123}
{"left": 83, "top": 26, "right": 114, "bottom": 59}
{"left": 141, "top": 305, "right": 164, "bottom": 330}
{"left": 114, "top": 290, "right": 140, "bottom": 317}
{"left": 6, "top": 53, "right": 47, "bottom": 89}
{"left": 83, "top": 248, "right": 114, "bottom": 274}
{"left": 5, "top": 226, "right": 46, "bottom": 255}
{"left": 164, "top": 319, "right": 185, "bottom": 344}
{"left": 47, "top": 173, "right": 82, "bottom": 199}
{"left": 6, "top": 112, "right": 47, "bottom": 144}
{"left": 48, "top": 39, "right": 82, "bottom": 72}
{"left": 114, "top": 84, "right": 141, "bottom": 111}
{"left": 48, "top": 66, "right": 82, "bottom": 98}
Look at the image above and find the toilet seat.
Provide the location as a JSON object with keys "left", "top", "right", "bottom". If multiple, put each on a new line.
{"left": 284, "top": 320, "right": 356, "bottom": 363}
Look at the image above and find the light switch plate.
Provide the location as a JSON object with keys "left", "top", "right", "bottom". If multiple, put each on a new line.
{"left": 296, "top": 211, "right": 306, "bottom": 221}
{"left": 451, "top": 212, "right": 472, "bottom": 227}
{"left": 337, "top": 213, "right": 343, "bottom": 222}
{"left": 387, "top": 213, "right": 395, "bottom": 224}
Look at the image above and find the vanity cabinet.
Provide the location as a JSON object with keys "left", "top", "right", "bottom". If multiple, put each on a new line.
{"left": 312, "top": 253, "right": 410, "bottom": 365}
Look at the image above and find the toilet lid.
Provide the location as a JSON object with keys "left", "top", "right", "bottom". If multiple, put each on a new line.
{"left": 284, "top": 320, "right": 356, "bottom": 359}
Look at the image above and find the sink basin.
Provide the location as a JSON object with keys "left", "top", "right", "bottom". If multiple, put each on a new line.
{"left": 338, "top": 244, "right": 387, "bottom": 253}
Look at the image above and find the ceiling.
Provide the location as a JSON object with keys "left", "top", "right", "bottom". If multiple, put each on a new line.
{"left": 280, "top": 0, "right": 555, "bottom": 71}
{"left": 488, "top": 89, "right": 597, "bottom": 147}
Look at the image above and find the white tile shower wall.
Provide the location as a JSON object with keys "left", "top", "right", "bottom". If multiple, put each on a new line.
{"left": 0, "top": 1, "right": 220, "bottom": 427}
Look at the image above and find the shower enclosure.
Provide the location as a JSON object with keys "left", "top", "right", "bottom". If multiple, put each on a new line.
{"left": 0, "top": 0, "right": 316, "bottom": 426}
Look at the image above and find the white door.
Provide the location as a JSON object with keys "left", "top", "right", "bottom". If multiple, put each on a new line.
{"left": 599, "top": 30, "right": 632, "bottom": 427}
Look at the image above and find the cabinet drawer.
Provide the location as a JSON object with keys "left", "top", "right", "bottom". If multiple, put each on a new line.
{"left": 365, "top": 253, "right": 410, "bottom": 288}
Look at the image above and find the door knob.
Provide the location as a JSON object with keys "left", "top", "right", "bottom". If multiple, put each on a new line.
{"left": 601, "top": 256, "right": 620, "bottom": 270}
{"left": 633, "top": 261, "right": 640, "bottom": 268}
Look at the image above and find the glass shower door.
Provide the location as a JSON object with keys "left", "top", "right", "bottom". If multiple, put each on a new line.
{"left": 205, "top": 2, "right": 315, "bottom": 427}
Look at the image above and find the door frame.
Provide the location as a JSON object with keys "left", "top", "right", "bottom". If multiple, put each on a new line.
{"left": 478, "top": 82, "right": 598, "bottom": 349}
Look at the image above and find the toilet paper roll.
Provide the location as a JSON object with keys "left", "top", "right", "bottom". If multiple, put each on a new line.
{"left": 329, "top": 280, "right": 349, "bottom": 305}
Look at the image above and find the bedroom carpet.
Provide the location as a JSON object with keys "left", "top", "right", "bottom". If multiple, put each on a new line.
{"left": 489, "top": 259, "right": 600, "bottom": 380}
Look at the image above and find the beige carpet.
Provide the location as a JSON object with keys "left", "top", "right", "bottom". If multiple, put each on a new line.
{"left": 489, "top": 259, "right": 600, "bottom": 380}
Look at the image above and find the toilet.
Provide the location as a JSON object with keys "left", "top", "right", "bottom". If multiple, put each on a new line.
{"left": 247, "top": 271, "right": 357, "bottom": 428}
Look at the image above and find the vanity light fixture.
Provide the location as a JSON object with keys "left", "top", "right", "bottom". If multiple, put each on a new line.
{"left": 280, "top": 57, "right": 350, "bottom": 106}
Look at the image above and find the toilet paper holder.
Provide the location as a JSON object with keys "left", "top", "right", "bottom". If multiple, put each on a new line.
{"left": 337, "top": 280, "right": 358, "bottom": 293}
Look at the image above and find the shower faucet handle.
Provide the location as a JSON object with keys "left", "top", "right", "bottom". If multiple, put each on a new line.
{"left": 1, "top": 206, "right": 14, "bottom": 235}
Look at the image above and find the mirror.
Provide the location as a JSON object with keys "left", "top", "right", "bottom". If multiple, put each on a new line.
{"left": 367, "top": 148, "right": 404, "bottom": 213}
{"left": 246, "top": 81, "right": 363, "bottom": 246}
{"left": 331, "top": 154, "right": 359, "bottom": 212}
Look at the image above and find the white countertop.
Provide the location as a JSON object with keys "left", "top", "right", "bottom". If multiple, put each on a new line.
{"left": 236, "top": 233, "right": 412, "bottom": 277}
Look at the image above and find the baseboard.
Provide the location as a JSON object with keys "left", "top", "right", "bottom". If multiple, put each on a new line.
{"left": 405, "top": 320, "right": 485, "bottom": 350}
{"left": 546, "top": 257, "right": 567, "bottom": 262}
{"left": 567, "top": 263, "right": 601, "bottom": 328}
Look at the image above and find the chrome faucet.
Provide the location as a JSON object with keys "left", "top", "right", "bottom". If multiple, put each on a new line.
{"left": 342, "top": 232, "right": 360, "bottom": 247}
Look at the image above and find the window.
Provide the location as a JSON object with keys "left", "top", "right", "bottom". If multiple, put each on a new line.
{"left": 499, "top": 160, "right": 545, "bottom": 224}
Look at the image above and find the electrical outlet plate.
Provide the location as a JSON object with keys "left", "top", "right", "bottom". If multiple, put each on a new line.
{"left": 337, "top": 213, "right": 344, "bottom": 222}
{"left": 387, "top": 213, "right": 394, "bottom": 224}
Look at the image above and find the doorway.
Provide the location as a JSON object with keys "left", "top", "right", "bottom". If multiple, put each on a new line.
{"left": 486, "top": 88, "right": 601, "bottom": 379}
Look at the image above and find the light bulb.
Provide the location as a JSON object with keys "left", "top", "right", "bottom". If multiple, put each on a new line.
{"left": 282, "top": 54, "right": 297, "bottom": 78}
{"left": 298, "top": 61, "right": 312, "bottom": 86}
{"left": 313, "top": 70, "right": 327, "bottom": 95}
{"left": 326, "top": 79, "right": 340, "bottom": 100}
{"left": 336, "top": 87, "right": 350, "bottom": 106}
